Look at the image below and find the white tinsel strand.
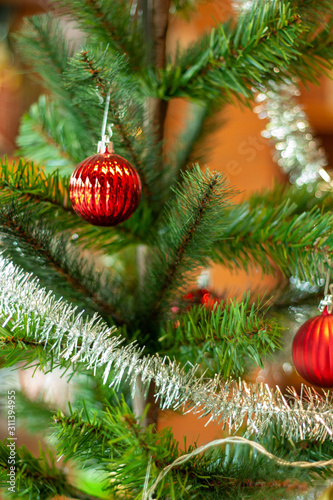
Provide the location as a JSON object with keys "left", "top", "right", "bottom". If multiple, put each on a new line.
{"left": 1, "top": 256, "right": 333, "bottom": 441}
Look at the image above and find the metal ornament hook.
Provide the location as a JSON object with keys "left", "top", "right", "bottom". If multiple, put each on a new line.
{"left": 319, "top": 265, "right": 333, "bottom": 314}
{"left": 97, "top": 87, "right": 114, "bottom": 153}
{"left": 107, "top": 123, "right": 114, "bottom": 138}
{"left": 95, "top": 87, "right": 104, "bottom": 104}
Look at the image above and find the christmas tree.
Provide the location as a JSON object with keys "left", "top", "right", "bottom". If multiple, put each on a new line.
{"left": 1, "top": 0, "right": 333, "bottom": 498}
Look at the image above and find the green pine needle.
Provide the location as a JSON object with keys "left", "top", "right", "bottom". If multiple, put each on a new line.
{"left": 160, "top": 293, "right": 282, "bottom": 378}
{"left": 140, "top": 165, "right": 236, "bottom": 322}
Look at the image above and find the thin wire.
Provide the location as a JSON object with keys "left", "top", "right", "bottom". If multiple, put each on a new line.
{"left": 144, "top": 436, "right": 333, "bottom": 499}
{"left": 101, "top": 88, "right": 112, "bottom": 140}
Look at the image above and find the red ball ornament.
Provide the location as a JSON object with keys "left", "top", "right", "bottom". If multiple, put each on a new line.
{"left": 292, "top": 307, "right": 333, "bottom": 388}
{"left": 182, "top": 288, "right": 221, "bottom": 310}
{"left": 69, "top": 147, "right": 141, "bottom": 226}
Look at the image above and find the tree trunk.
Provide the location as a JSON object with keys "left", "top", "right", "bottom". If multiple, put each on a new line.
{"left": 148, "top": 0, "right": 171, "bottom": 143}
{"left": 133, "top": 0, "right": 171, "bottom": 429}
{"left": 133, "top": 378, "right": 159, "bottom": 429}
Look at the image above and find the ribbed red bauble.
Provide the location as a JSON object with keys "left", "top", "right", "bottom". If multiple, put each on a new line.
{"left": 292, "top": 307, "right": 333, "bottom": 388}
{"left": 69, "top": 147, "right": 141, "bottom": 226}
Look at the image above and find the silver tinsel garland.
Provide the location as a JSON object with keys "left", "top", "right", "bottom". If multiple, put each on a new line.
{"left": 254, "top": 80, "right": 330, "bottom": 186}
{"left": 1, "top": 256, "right": 333, "bottom": 441}
{"left": 232, "top": 0, "right": 330, "bottom": 185}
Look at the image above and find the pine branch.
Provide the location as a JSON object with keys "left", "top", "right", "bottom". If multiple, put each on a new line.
{"left": 0, "top": 392, "right": 329, "bottom": 498}
{"left": 16, "top": 18, "right": 170, "bottom": 199}
{"left": 0, "top": 157, "right": 71, "bottom": 208}
{"left": 160, "top": 294, "right": 282, "bottom": 378}
{"left": 0, "top": 441, "right": 103, "bottom": 500}
{"left": 15, "top": 16, "right": 71, "bottom": 98}
{"left": 53, "top": 400, "right": 333, "bottom": 499}
{"left": 145, "top": 432, "right": 332, "bottom": 500}
{"left": 141, "top": 166, "right": 236, "bottom": 322}
{"left": 213, "top": 196, "right": 333, "bottom": 282}
{"left": 17, "top": 94, "right": 95, "bottom": 176}
{"left": 51, "top": 396, "right": 175, "bottom": 496}
{"left": 1, "top": 257, "right": 333, "bottom": 442}
{"left": 0, "top": 158, "right": 149, "bottom": 252}
{"left": 0, "top": 323, "right": 78, "bottom": 374}
{"left": 53, "top": 0, "right": 146, "bottom": 70}
{"left": 77, "top": 50, "right": 152, "bottom": 199}
{"left": 17, "top": 96, "right": 80, "bottom": 174}
{"left": 63, "top": 48, "right": 170, "bottom": 203}
{"left": 0, "top": 201, "right": 130, "bottom": 325}
{"left": 152, "top": 172, "right": 220, "bottom": 313}
{"left": 0, "top": 256, "right": 130, "bottom": 377}
{"left": 15, "top": 20, "right": 98, "bottom": 169}
{"left": 145, "top": 0, "right": 333, "bottom": 105}
{"left": 0, "top": 189, "right": 148, "bottom": 252}
{"left": 15, "top": 20, "right": 110, "bottom": 171}
{"left": 248, "top": 182, "right": 333, "bottom": 215}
